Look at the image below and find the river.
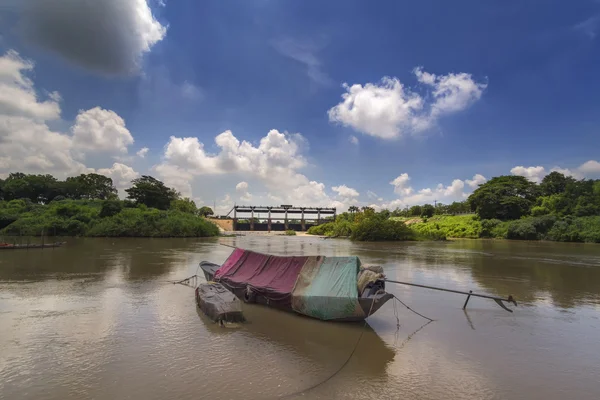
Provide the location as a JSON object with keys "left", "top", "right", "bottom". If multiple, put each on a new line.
{"left": 1, "top": 236, "right": 599, "bottom": 400}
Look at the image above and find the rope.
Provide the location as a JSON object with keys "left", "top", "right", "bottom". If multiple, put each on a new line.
{"left": 165, "top": 265, "right": 203, "bottom": 288}
{"left": 395, "top": 319, "right": 434, "bottom": 350}
{"left": 279, "top": 296, "right": 378, "bottom": 399}
{"left": 392, "top": 295, "right": 400, "bottom": 329}
{"left": 392, "top": 294, "right": 435, "bottom": 322}
{"left": 167, "top": 274, "right": 200, "bottom": 288}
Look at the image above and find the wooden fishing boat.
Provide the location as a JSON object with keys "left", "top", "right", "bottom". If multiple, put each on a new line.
{"left": 0, "top": 242, "right": 66, "bottom": 250}
{"left": 195, "top": 282, "right": 245, "bottom": 324}
{"left": 200, "top": 248, "right": 393, "bottom": 322}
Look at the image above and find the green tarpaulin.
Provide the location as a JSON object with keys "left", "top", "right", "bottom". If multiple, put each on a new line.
{"left": 291, "top": 256, "right": 365, "bottom": 321}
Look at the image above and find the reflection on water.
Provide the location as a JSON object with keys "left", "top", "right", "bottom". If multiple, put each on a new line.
{"left": 1, "top": 236, "right": 600, "bottom": 400}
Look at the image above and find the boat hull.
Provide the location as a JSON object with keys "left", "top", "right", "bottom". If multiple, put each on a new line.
{"left": 199, "top": 261, "right": 392, "bottom": 322}
{"left": 0, "top": 242, "right": 66, "bottom": 250}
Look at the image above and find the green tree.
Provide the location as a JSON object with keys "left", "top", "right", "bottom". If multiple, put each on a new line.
{"left": 65, "top": 173, "right": 118, "bottom": 200}
{"left": 468, "top": 176, "right": 539, "bottom": 220}
{"left": 377, "top": 209, "right": 391, "bottom": 219}
{"left": 125, "top": 176, "right": 179, "bottom": 210}
{"left": 198, "top": 206, "right": 214, "bottom": 217}
{"left": 391, "top": 207, "right": 407, "bottom": 217}
{"left": 1, "top": 173, "right": 59, "bottom": 203}
{"left": 448, "top": 201, "right": 470, "bottom": 214}
{"left": 434, "top": 202, "right": 448, "bottom": 215}
{"left": 421, "top": 204, "right": 435, "bottom": 218}
{"left": 540, "top": 172, "right": 575, "bottom": 196}
{"left": 348, "top": 205, "right": 360, "bottom": 214}
{"left": 409, "top": 205, "right": 422, "bottom": 217}
{"left": 171, "top": 198, "right": 198, "bottom": 214}
{"left": 99, "top": 200, "right": 123, "bottom": 218}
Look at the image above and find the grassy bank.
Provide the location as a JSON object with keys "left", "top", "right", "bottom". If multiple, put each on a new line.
{"left": 0, "top": 199, "right": 220, "bottom": 238}
{"left": 400, "top": 214, "right": 600, "bottom": 243}
{"left": 307, "top": 211, "right": 600, "bottom": 243}
{"left": 307, "top": 211, "right": 446, "bottom": 241}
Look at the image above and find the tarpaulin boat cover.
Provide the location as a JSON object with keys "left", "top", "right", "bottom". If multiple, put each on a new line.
{"left": 291, "top": 256, "right": 365, "bottom": 320}
{"left": 214, "top": 249, "right": 365, "bottom": 321}
{"left": 216, "top": 249, "right": 309, "bottom": 306}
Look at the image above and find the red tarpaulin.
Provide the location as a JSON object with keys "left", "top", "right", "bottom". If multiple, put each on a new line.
{"left": 215, "top": 250, "right": 308, "bottom": 303}
{"left": 214, "top": 248, "right": 245, "bottom": 280}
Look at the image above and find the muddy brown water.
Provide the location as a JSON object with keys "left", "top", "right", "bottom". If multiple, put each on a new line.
{"left": 1, "top": 236, "right": 599, "bottom": 400}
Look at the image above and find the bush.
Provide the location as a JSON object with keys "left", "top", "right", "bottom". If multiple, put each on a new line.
{"left": 99, "top": 200, "right": 123, "bottom": 218}
{"left": 507, "top": 220, "right": 538, "bottom": 240}
{"left": 410, "top": 215, "right": 481, "bottom": 239}
{"left": 530, "top": 215, "right": 557, "bottom": 236}
{"left": 480, "top": 219, "right": 502, "bottom": 238}
{"left": 531, "top": 206, "right": 549, "bottom": 217}
{"left": 351, "top": 218, "right": 415, "bottom": 241}
{"left": 331, "top": 220, "right": 353, "bottom": 237}
{"left": 0, "top": 199, "right": 220, "bottom": 238}
{"left": 307, "top": 222, "right": 336, "bottom": 236}
{"left": 546, "top": 216, "right": 600, "bottom": 243}
{"left": 86, "top": 208, "right": 219, "bottom": 237}
{"left": 284, "top": 229, "right": 296, "bottom": 236}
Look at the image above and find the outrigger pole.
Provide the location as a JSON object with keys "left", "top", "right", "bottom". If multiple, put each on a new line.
{"left": 385, "top": 279, "right": 517, "bottom": 312}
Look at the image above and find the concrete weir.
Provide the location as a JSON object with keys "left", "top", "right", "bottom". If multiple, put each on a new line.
{"left": 227, "top": 205, "right": 336, "bottom": 232}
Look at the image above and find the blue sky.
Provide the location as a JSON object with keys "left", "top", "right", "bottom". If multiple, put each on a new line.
{"left": 1, "top": 0, "right": 599, "bottom": 212}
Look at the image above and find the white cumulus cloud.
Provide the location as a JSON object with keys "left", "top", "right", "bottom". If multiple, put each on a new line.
{"left": 390, "top": 173, "right": 414, "bottom": 196}
{"left": 377, "top": 172, "right": 488, "bottom": 210}
{"left": 414, "top": 67, "right": 487, "bottom": 119}
{"left": 328, "top": 68, "right": 486, "bottom": 139}
{"left": 97, "top": 162, "right": 139, "bottom": 192}
{"left": 511, "top": 161, "right": 600, "bottom": 182}
{"left": 136, "top": 147, "right": 149, "bottom": 158}
{"left": 72, "top": 107, "right": 135, "bottom": 154}
{"left": 579, "top": 160, "right": 600, "bottom": 175}
{"left": 235, "top": 181, "right": 252, "bottom": 202}
{"left": 332, "top": 184, "right": 359, "bottom": 198}
{"left": 328, "top": 77, "right": 425, "bottom": 139}
{"left": 465, "top": 174, "right": 487, "bottom": 188}
{"left": 0, "top": 50, "right": 138, "bottom": 178}
{"left": 510, "top": 165, "right": 547, "bottom": 183}
{"left": 0, "top": 50, "right": 61, "bottom": 121}
{"left": 152, "top": 163, "right": 194, "bottom": 198}
{"left": 157, "top": 129, "right": 308, "bottom": 190}
{"left": 154, "top": 129, "right": 362, "bottom": 211}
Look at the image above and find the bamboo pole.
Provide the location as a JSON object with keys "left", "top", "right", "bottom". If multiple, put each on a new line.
{"left": 385, "top": 279, "right": 517, "bottom": 311}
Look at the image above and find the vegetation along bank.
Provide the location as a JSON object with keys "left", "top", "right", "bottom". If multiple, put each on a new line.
{"left": 0, "top": 173, "right": 219, "bottom": 238}
{"left": 2, "top": 171, "right": 599, "bottom": 242}
{"left": 308, "top": 173, "right": 600, "bottom": 243}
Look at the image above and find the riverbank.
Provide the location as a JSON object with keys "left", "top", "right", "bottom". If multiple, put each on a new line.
{"left": 0, "top": 199, "right": 220, "bottom": 238}
{"left": 306, "top": 212, "right": 600, "bottom": 243}
{"left": 402, "top": 214, "right": 600, "bottom": 242}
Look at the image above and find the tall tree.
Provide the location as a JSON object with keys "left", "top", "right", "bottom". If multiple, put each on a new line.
{"left": 540, "top": 172, "right": 575, "bottom": 196}
{"left": 361, "top": 206, "right": 375, "bottom": 215}
{"left": 65, "top": 173, "right": 117, "bottom": 200}
{"left": 1, "top": 173, "right": 59, "bottom": 203}
{"left": 448, "top": 201, "right": 470, "bottom": 214}
{"left": 409, "top": 205, "right": 422, "bottom": 217}
{"left": 171, "top": 198, "right": 198, "bottom": 214}
{"left": 468, "top": 175, "right": 539, "bottom": 220}
{"left": 348, "top": 205, "right": 359, "bottom": 214}
{"left": 421, "top": 204, "right": 435, "bottom": 218}
{"left": 125, "top": 176, "right": 179, "bottom": 210}
{"left": 198, "top": 206, "right": 214, "bottom": 217}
